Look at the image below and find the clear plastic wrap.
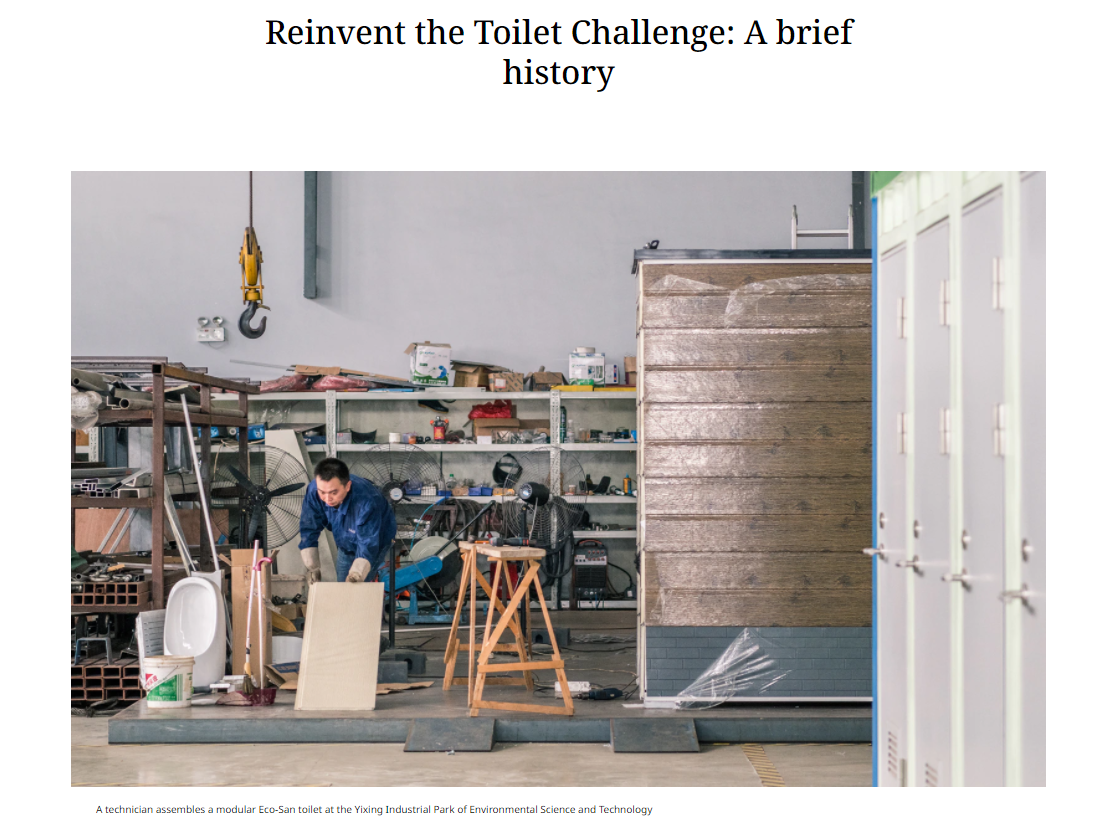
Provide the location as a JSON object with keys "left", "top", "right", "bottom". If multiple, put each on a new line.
{"left": 675, "top": 627, "right": 791, "bottom": 709}
{"left": 71, "top": 386, "right": 104, "bottom": 430}
{"left": 259, "top": 373, "right": 312, "bottom": 393}
{"left": 310, "top": 374, "right": 370, "bottom": 391}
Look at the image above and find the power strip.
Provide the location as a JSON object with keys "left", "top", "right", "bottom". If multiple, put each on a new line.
{"left": 555, "top": 680, "right": 591, "bottom": 698}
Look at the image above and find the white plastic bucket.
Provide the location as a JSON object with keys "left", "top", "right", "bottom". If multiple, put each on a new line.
{"left": 143, "top": 655, "right": 195, "bottom": 709}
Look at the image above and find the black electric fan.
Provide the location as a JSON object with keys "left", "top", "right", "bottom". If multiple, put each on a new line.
{"left": 209, "top": 445, "right": 309, "bottom": 552}
{"left": 496, "top": 446, "right": 587, "bottom": 608}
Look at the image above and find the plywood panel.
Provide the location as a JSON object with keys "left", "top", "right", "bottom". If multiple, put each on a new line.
{"left": 643, "top": 477, "right": 869, "bottom": 516}
{"left": 643, "top": 328, "right": 871, "bottom": 367}
{"left": 644, "top": 553, "right": 870, "bottom": 591}
{"left": 641, "top": 293, "right": 870, "bottom": 329}
{"left": 643, "top": 367, "right": 870, "bottom": 403}
{"left": 295, "top": 582, "right": 383, "bottom": 711}
{"left": 642, "top": 515, "right": 870, "bottom": 553}
{"left": 643, "top": 441, "right": 871, "bottom": 478}
{"left": 644, "top": 589, "right": 872, "bottom": 628}
{"left": 643, "top": 403, "right": 871, "bottom": 441}
{"left": 642, "top": 263, "right": 871, "bottom": 293}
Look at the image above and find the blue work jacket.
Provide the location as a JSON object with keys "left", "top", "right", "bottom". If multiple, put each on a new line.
{"left": 298, "top": 475, "right": 397, "bottom": 566}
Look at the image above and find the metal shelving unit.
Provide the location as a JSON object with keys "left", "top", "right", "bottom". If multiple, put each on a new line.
{"left": 72, "top": 362, "right": 259, "bottom": 609}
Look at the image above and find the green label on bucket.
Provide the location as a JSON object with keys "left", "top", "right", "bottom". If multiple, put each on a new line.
{"left": 148, "top": 671, "right": 190, "bottom": 702}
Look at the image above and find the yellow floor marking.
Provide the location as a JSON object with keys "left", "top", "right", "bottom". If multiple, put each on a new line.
{"left": 741, "top": 743, "right": 786, "bottom": 787}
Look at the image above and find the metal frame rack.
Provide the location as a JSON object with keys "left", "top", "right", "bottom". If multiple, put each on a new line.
{"left": 210, "top": 388, "right": 639, "bottom": 544}
{"left": 72, "top": 360, "right": 259, "bottom": 609}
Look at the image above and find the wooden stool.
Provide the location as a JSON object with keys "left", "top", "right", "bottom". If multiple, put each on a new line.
{"left": 469, "top": 544, "right": 574, "bottom": 717}
{"left": 443, "top": 543, "right": 533, "bottom": 703}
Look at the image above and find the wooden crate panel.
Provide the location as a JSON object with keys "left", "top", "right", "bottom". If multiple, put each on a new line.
{"left": 642, "top": 441, "right": 871, "bottom": 478}
{"left": 643, "top": 367, "right": 870, "bottom": 403}
{"left": 644, "top": 553, "right": 871, "bottom": 591}
{"left": 642, "top": 402, "right": 871, "bottom": 441}
{"left": 642, "top": 515, "right": 870, "bottom": 553}
{"left": 643, "top": 589, "right": 873, "bottom": 628}
{"left": 641, "top": 292, "right": 870, "bottom": 329}
{"left": 642, "top": 477, "right": 870, "bottom": 515}
{"left": 642, "top": 264, "right": 871, "bottom": 294}
{"left": 643, "top": 328, "right": 871, "bottom": 368}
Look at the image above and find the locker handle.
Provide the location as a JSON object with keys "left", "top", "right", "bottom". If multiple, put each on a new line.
{"left": 941, "top": 569, "right": 971, "bottom": 588}
{"left": 999, "top": 584, "right": 1031, "bottom": 605}
{"left": 894, "top": 556, "right": 921, "bottom": 572}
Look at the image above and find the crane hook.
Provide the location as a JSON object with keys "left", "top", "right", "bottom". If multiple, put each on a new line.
{"left": 238, "top": 301, "right": 269, "bottom": 339}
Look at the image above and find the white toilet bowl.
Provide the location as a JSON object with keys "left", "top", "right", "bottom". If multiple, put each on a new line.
{"left": 164, "top": 573, "right": 227, "bottom": 689}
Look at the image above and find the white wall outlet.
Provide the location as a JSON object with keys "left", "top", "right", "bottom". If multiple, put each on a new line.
{"left": 555, "top": 680, "right": 591, "bottom": 698}
{"left": 197, "top": 327, "right": 226, "bottom": 343}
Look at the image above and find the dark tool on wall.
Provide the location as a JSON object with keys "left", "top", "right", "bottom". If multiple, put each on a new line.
{"left": 238, "top": 171, "right": 269, "bottom": 339}
{"left": 209, "top": 445, "right": 308, "bottom": 553}
{"left": 349, "top": 444, "right": 444, "bottom": 647}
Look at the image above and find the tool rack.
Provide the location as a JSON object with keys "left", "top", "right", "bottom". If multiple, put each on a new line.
{"left": 71, "top": 360, "right": 259, "bottom": 610}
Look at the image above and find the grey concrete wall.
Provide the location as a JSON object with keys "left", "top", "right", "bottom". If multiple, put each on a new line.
{"left": 644, "top": 626, "right": 872, "bottom": 698}
{"left": 71, "top": 172, "right": 857, "bottom": 380}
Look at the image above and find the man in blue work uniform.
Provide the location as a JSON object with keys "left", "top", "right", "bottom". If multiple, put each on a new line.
{"left": 298, "top": 457, "right": 397, "bottom": 584}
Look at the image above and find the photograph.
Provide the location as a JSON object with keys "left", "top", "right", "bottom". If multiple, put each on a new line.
{"left": 67, "top": 170, "right": 1045, "bottom": 788}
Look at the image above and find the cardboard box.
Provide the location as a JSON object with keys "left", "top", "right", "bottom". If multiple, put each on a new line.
{"left": 451, "top": 360, "right": 509, "bottom": 389}
{"left": 625, "top": 356, "right": 637, "bottom": 387}
{"left": 405, "top": 342, "right": 451, "bottom": 386}
{"left": 231, "top": 549, "right": 272, "bottom": 686}
{"left": 527, "top": 369, "right": 566, "bottom": 391}
{"left": 473, "top": 417, "right": 520, "bottom": 440}
{"left": 490, "top": 372, "right": 524, "bottom": 392}
{"left": 627, "top": 373, "right": 638, "bottom": 387}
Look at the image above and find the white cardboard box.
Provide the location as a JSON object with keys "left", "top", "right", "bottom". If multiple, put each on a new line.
{"left": 404, "top": 342, "right": 451, "bottom": 386}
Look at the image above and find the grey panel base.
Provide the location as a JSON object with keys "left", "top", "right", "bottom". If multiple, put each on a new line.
{"left": 378, "top": 662, "right": 409, "bottom": 683}
{"left": 611, "top": 718, "right": 699, "bottom": 753}
{"left": 107, "top": 697, "right": 871, "bottom": 746}
{"left": 405, "top": 718, "right": 494, "bottom": 752}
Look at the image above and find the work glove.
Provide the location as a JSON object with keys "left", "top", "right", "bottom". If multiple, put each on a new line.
{"left": 346, "top": 557, "right": 371, "bottom": 583}
{"left": 301, "top": 547, "right": 322, "bottom": 585}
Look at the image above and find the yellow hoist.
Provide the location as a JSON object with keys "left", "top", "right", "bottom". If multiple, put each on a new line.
{"left": 238, "top": 171, "right": 269, "bottom": 338}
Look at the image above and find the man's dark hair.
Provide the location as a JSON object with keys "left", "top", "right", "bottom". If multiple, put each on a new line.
{"left": 314, "top": 457, "right": 350, "bottom": 483}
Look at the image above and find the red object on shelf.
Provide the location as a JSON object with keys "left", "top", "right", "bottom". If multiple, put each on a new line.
{"left": 468, "top": 400, "right": 514, "bottom": 420}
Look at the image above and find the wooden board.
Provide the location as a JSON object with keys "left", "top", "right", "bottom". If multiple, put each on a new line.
{"left": 642, "top": 441, "right": 871, "bottom": 478}
{"left": 74, "top": 508, "right": 229, "bottom": 552}
{"left": 643, "top": 589, "right": 873, "bottom": 628}
{"left": 642, "top": 477, "right": 870, "bottom": 516}
{"left": 642, "top": 328, "right": 871, "bottom": 368}
{"left": 295, "top": 582, "right": 383, "bottom": 711}
{"left": 642, "top": 402, "right": 871, "bottom": 441}
{"left": 641, "top": 292, "right": 870, "bottom": 329}
{"left": 231, "top": 553, "right": 271, "bottom": 686}
{"left": 644, "top": 553, "right": 870, "bottom": 591}
{"left": 641, "top": 515, "right": 870, "bottom": 553}
{"left": 643, "top": 367, "right": 870, "bottom": 403}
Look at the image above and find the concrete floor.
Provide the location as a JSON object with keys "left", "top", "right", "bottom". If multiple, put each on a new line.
{"left": 72, "top": 717, "right": 871, "bottom": 787}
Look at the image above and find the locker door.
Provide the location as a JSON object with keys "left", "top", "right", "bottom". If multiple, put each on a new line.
{"left": 877, "top": 245, "right": 909, "bottom": 786}
{"left": 912, "top": 219, "right": 952, "bottom": 787}
{"left": 960, "top": 189, "right": 1006, "bottom": 786}
{"left": 1019, "top": 172, "right": 1046, "bottom": 786}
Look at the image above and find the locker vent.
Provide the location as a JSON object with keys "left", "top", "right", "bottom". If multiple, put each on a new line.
{"left": 886, "top": 731, "right": 899, "bottom": 780}
{"left": 925, "top": 763, "right": 939, "bottom": 787}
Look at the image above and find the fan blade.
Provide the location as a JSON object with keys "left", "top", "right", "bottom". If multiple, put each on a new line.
{"left": 246, "top": 504, "right": 265, "bottom": 545}
{"left": 267, "top": 481, "right": 306, "bottom": 499}
{"left": 227, "top": 466, "right": 257, "bottom": 492}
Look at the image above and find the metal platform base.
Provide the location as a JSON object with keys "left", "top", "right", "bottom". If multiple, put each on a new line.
{"left": 108, "top": 690, "right": 870, "bottom": 748}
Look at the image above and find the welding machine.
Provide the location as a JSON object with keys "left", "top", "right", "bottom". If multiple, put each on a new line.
{"left": 572, "top": 540, "right": 609, "bottom": 607}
